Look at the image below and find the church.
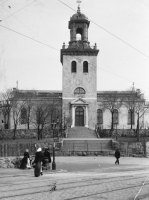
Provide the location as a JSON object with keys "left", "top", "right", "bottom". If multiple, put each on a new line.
{"left": 1, "top": 4, "right": 149, "bottom": 132}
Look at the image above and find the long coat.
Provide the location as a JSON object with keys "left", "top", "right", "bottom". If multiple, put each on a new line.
{"left": 34, "top": 151, "right": 44, "bottom": 177}
{"left": 43, "top": 150, "right": 51, "bottom": 163}
{"left": 34, "top": 151, "right": 44, "bottom": 163}
{"left": 115, "top": 150, "right": 120, "bottom": 158}
{"left": 20, "top": 152, "right": 30, "bottom": 169}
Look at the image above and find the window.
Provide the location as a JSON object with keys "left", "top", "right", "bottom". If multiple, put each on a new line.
{"left": 74, "top": 87, "right": 85, "bottom": 97}
{"left": 71, "top": 61, "right": 77, "bottom": 73}
{"left": 83, "top": 61, "right": 88, "bottom": 73}
{"left": 113, "top": 109, "right": 118, "bottom": 124}
{"left": 97, "top": 109, "right": 103, "bottom": 124}
{"left": 52, "top": 109, "right": 59, "bottom": 122}
{"left": 20, "top": 108, "right": 27, "bottom": 124}
{"left": 128, "top": 109, "right": 135, "bottom": 125}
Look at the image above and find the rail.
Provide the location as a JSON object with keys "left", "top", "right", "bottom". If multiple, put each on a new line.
{"left": 62, "top": 43, "right": 97, "bottom": 50}
{"left": 64, "top": 142, "right": 112, "bottom": 152}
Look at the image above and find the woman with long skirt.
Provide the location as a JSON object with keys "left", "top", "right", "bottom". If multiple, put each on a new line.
{"left": 33, "top": 147, "right": 44, "bottom": 177}
{"left": 20, "top": 149, "right": 30, "bottom": 169}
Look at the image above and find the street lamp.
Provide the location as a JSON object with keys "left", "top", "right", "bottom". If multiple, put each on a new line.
{"left": 52, "top": 120, "right": 56, "bottom": 170}
{"left": 137, "top": 111, "right": 140, "bottom": 142}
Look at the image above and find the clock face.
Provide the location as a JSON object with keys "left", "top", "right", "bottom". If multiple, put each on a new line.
{"left": 76, "top": 41, "right": 83, "bottom": 49}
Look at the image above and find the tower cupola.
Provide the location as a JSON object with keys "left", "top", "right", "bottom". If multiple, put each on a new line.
{"left": 61, "top": 2, "right": 99, "bottom": 64}
{"left": 68, "top": 5, "right": 90, "bottom": 49}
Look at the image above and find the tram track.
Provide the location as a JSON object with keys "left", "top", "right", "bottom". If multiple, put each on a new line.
{"left": 0, "top": 172, "right": 146, "bottom": 190}
{"left": 0, "top": 172, "right": 148, "bottom": 199}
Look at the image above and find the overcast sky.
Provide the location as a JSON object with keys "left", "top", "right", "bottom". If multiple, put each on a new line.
{"left": 0, "top": 0, "right": 149, "bottom": 99}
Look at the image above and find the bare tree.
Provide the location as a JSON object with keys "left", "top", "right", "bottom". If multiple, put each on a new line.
{"left": 125, "top": 90, "right": 146, "bottom": 141}
{"left": 24, "top": 92, "right": 35, "bottom": 129}
{"left": 100, "top": 92, "right": 124, "bottom": 131}
{"left": 135, "top": 101, "right": 146, "bottom": 142}
{"left": 0, "top": 89, "right": 13, "bottom": 129}
{"left": 31, "top": 100, "right": 59, "bottom": 140}
{"left": 10, "top": 90, "right": 27, "bottom": 140}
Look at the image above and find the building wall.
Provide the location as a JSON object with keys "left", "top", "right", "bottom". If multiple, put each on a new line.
{"left": 62, "top": 55, "right": 97, "bottom": 129}
{"left": 8, "top": 92, "right": 62, "bottom": 130}
{"left": 97, "top": 102, "right": 146, "bottom": 129}
{"left": 144, "top": 109, "right": 149, "bottom": 128}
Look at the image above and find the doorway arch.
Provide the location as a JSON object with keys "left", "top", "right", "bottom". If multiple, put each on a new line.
{"left": 75, "top": 106, "right": 84, "bottom": 126}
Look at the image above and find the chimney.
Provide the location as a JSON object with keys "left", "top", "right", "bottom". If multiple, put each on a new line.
{"left": 136, "top": 89, "right": 140, "bottom": 94}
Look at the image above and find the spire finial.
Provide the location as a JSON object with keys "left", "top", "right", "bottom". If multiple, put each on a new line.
{"left": 77, "top": 0, "right": 81, "bottom": 13}
{"left": 132, "top": 82, "right": 135, "bottom": 91}
{"left": 16, "top": 80, "right": 18, "bottom": 90}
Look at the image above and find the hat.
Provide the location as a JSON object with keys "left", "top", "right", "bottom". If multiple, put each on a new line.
{"left": 25, "top": 149, "right": 29, "bottom": 152}
{"left": 37, "top": 147, "right": 42, "bottom": 152}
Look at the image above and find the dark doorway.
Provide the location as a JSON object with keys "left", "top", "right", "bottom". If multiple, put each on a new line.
{"left": 75, "top": 107, "right": 84, "bottom": 126}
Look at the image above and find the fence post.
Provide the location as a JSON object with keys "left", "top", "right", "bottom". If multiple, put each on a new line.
{"left": 0, "top": 144, "right": 1, "bottom": 157}
{"left": 87, "top": 143, "right": 88, "bottom": 152}
{"left": 73, "top": 143, "right": 74, "bottom": 154}
{"left": 127, "top": 143, "right": 129, "bottom": 156}
{"left": 3, "top": 144, "right": 6, "bottom": 157}
{"left": 2, "top": 144, "right": 4, "bottom": 157}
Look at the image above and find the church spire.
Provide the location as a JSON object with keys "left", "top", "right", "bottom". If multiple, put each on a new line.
{"left": 77, "top": 0, "right": 81, "bottom": 13}
{"left": 132, "top": 82, "right": 135, "bottom": 91}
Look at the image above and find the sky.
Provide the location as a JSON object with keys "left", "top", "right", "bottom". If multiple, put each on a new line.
{"left": 0, "top": 0, "right": 149, "bottom": 100}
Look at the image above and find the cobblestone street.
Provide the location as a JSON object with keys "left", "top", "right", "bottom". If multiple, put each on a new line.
{"left": 0, "top": 157, "right": 149, "bottom": 200}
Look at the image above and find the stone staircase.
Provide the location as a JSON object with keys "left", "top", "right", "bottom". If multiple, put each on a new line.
{"left": 67, "top": 127, "right": 97, "bottom": 138}
{"left": 62, "top": 127, "right": 113, "bottom": 152}
{"left": 62, "top": 138, "right": 112, "bottom": 152}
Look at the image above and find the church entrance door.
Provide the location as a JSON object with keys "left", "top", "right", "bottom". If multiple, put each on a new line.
{"left": 75, "top": 106, "right": 84, "bottom": 126}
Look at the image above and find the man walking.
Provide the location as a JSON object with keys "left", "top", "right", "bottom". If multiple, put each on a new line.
{"left": 115, "top": 149, "right": 120, "bottom": 165}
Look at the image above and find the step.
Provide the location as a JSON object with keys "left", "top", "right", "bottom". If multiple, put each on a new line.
{"left": 68, "top": 127, "right": 97, "bottom": 138}
{"left": 62, "top": 138, "right": 112, "bottom": 152}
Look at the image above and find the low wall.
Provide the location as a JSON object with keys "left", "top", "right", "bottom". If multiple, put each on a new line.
{"left": 1, "top": 129, "right": 149, "bottom": 140}
{"left": 0, "top": 140, "right": 62, "bottom": 157}
{"left": 97, "top": 129, "right": 149, "bottom": 138}
{"left": 111, "top": 140, "right": 149, "bottom": 157}
{"left": 0, "top": 129, "right": 66, "bottom": 140}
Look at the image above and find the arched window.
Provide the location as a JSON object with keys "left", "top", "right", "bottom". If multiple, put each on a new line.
{"left": 97, "top": 109, "right": 103, "bottom": 124}
{"left": 20, "top": 108, "right": 27, "bottom": 124}
{"left": 52, "top": 108, "right": 59, "bottom": 123}
{"left": 113, "top": 109, "right": 118, "bottom": 124}
{"left": 128, "top": 109, "right": 135, "bottom": 125}
{"left": 74, "top": 87, "right": 85, "bottom": 97}
{"left": 71, "top": 61, "right": 77, "bottom": 73}
{"left": 76, "top": 28, "right": 82, "bottom": 40}
{"left": 83, "top": 61, "right": 88, "bottom": 73}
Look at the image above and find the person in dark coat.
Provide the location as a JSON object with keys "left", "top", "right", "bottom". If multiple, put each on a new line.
{"left": 33, "top": 147, "right": 44, "bottom": 177}
{"left": 115, "top": 149, "right": 120, "bottom": 165}
{"left": 20, "top": 149, "right": 30, "bottom": 169}
{"left": 43, "top": 148, "right": 51, "bottom": 170}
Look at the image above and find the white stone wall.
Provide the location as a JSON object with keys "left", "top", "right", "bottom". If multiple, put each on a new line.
{"left": 97, "top": 102, "right": 148, "bottom": 129}
{"left": 62, "top": 55, "right": 97, "bottom": 129}
{"left": 143, "top": 109, "right": 149, "bottom": 128}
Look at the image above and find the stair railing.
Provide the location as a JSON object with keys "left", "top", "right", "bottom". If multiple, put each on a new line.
{"left": 95, "top": 124, "right": 100, "bottom": 138}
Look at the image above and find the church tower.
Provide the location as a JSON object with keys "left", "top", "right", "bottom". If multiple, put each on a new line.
{"left": 61, "top": 3, "right": 99, "bottom": 130}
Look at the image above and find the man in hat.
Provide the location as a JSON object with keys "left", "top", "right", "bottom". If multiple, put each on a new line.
{"left": 43, "top": 148, "right": 51, "bottom": 170}
{"left": 115, "top": 149, "right": 120, "bottom": 165}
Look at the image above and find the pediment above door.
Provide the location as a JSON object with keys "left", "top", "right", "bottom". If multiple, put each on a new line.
{"left": 71, "top": 98, "right": 88, "bottom": 105}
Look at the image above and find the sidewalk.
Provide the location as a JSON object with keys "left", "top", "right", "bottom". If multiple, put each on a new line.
{"left": 0, "top": 156, "right": 149, "bottom": 200}
{"left": 0, "top": 156, "right": 149, "bottom": 176}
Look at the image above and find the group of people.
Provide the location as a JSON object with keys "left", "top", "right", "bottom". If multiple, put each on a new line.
{"left": 20, "top": 147, "right": 120, "bottom": 177}
{"left": 20, "top": 147, "right": 51, "bottom": 177}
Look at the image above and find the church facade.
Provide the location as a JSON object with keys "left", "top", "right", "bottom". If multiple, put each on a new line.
{"left": 0, "top": 6, "right": 149, "bottom": 131}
